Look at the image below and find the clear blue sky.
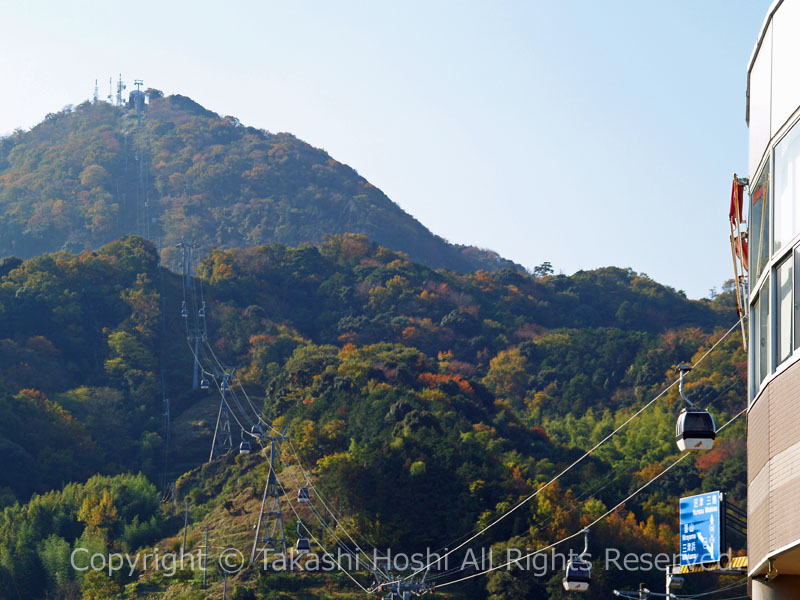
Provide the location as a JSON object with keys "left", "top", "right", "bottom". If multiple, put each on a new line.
{"left": 0, "top": 0, "right": 773, "bottom": 298}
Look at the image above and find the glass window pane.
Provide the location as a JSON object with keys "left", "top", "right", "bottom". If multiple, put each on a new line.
{"left": 749, "top": 166, "right": 770, "bottom": 280}
{"left": 749, "top": 22, "right": 772, "bottom": 178}
{"left": 757, "top": 277, "right": 770, "bottom": 385}
{"left": 778, "top": 257, "right": 793, "bottom": 364}
{"left": 775, "top": 125, "right": 800, "bottom": 251}
{"left": 795, "top": 248, "right": 800, "bottom": 351}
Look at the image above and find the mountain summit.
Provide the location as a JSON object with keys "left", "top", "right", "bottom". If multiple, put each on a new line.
{"left": 0, "top": 94, "right": 519, "bottom": 272}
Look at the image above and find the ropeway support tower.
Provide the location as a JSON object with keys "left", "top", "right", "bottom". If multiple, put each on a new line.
{"left": 208, "top": 374, "right": 233, "bottom": 461}
{"left": 177, "top": 240, "right": 204, "bottom": 390}
{"left": 251, "top": 429, "right": 289, "bottom": 565}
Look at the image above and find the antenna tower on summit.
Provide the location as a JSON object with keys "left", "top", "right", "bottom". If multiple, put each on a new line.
{"left": 116, "top": 74, "right": 126, "bottom": 106}
{"left": 93, "top": 80, "right": 99, "bottom": 104}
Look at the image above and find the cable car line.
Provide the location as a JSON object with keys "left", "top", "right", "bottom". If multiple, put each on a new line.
{"left": 306, "top": 501, "right": 364, "bottom": 564}
{"left": 673, "top": 581, "right": 747, "bottom": 598}
{"left": 224, "top": 388, "right": 386, "bottom": 575}
{"left": 404, "top": 317, "right": 742, "bottom": 582}
{"left": 178, "top": 286, "right": 381, "bottom": 585}
{"left": 302, "top": 496, "right": 388, "bottom": 578}
{"left": 270, "top": 435, "right": 388, "bottom": 577}
{"left": 421, "top": 380, "right": 744, "bottom": 589}
{"left": 512, "top": 370, "right": 745, "bottom": 563}
{"left": 562, "top": 528, "right": 591, "bottom": 591}
{"left": 283, "top": 437, "right": 387, "bottom": 572}
{"left": 175, "top": 268, "right": 744, "bottom": 595}
{"left": 433, "top": 408, "right": 745, "bottom": 589}
{"left": 199, "top": 362, "right": 261, "bottom": 444}
{"left": 272, "top": 470, "right": 373, "bottom": 593}
{"left": 675, "top": 365, "right": 716, "bottom": 451}
{"left": 180, "top": 326, "right": 260, "bottom": 440}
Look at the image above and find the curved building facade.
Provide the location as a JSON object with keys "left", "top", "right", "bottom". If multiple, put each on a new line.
{"left": 747, "top": 0, "right": 800, "bottom": 596}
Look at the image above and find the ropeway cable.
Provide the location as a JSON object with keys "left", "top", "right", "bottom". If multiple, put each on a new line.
{"left": 307, "top": 500, "right": 367, "bottom": 565}
{"left": 227, "top": 382, "right": 385, "bottom": 563}
{"left": 284, "top": 437, "right": 387, "bottom": 572}
{"left": 432, "top": 408, "right": 746, "bottom": 589}
{"left": 253, "top": 417, "right": 388, "bottom": 576}
{"left": 182, "top": 331, "right": 258, "bottom": 440}
{"left": 673, "top": 580, "right": 747, "bottom": 598}
{"left": 272, "top": 469, "right": 373, "bottom": 593}
{"left": 184, "top": 274, "right": 744, "bottom": 584}
{"left": 404, "top": 318, "right": 743, "bottom": 581}
{"left": 485, "top": 371, "right": 746, "bottom": 563}
{"left": 195, "top": 329, "right": 384, "bottom": 573}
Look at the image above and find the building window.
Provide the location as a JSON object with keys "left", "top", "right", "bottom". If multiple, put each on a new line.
{"left": 795, "top": 247, "right": 800, "bottom": 353}
{"left": 775, "top": 126, "right": 800, "bottom": 252}
{"left": 750, "top": 166, "right": 770, "bottom": 281}
{"left": 754, "top": 277, "right": 770, "bottom": 389}
{"left": 778, "top": 256, "right": 793, "bottom": 364}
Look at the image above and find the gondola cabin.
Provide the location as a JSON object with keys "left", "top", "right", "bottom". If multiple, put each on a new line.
{"left": 562, "top": 559, "right": 591, "bottom": 592}
{"left": 298, "top": 486, "right": 310, "bottom": 503}
{"left": 239, "top": 441, "right": 251, "bottom": 455}
{"left": 296, "top": 538, "right": 311, "bottom": 554}
{"left": 675, "top": 409, "right": 715, "bottom": 451}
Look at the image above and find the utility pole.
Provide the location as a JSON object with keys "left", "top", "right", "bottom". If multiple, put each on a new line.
{"left": 203, "top": 525, "right": 208, "bottom": 589}
{"left": 665, "top": 567, "right": 683, "bottom": 598}
{"left": 251, "top": 429, "right": 289, "bottom": 565}
{"left": 161, "top": 396, "right": 170, "bottom": 490}
{"left": 181, "top": 498, "right": 189, "bottom": 557}
{"left": 171, "top": 483, "right": 176, "bottom": 524}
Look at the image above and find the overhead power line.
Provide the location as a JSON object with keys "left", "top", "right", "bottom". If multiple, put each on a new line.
{"left": 405, "top": 318, "right": 743, "bottom": 581}
{"left": 433, "top": 407, "right": 746, "bottom": 589}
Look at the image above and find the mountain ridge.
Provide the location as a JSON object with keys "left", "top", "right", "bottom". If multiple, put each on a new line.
{"left": 0, "top": 94, "right": 522, "bottom": 274}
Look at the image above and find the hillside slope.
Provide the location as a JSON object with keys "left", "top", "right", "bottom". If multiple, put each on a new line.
{"left": 0, "top": 236, "right": 746, "bottom": 599}
{"left": 0, "top": 96, "right": 518, "bottom": 273}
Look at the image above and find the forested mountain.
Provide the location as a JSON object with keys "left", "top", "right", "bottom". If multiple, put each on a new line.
{"left": 0, "top": 235, "right": 745, "bottom": 599}
{"left": 0, "top": 95, "right": 518, "bottom": 273}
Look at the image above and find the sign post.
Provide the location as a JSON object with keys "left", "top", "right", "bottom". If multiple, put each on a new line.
{"left": 679, "top": 491, "right": 724, "bottom": 567}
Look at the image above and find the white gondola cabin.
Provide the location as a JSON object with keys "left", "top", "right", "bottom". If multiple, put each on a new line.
{"left": 563, "top": 528, "right": 591, "bottom": 592}
{"left": 676, "top": 409, "right": 716, "bottom": 451}
{"left": 562, "top": 558, "right": 591, "bottom": 592}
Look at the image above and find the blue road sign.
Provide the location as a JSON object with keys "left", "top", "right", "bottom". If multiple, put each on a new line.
{"left": 679, "top": 491, "right": 722, "bottom": 566}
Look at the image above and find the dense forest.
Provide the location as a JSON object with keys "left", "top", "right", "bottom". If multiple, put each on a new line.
{"left": 0, "top": 234, "right": 746, "bottom": 599}
{"left": 0, "top": 96, "right": 518, "bottom": 273}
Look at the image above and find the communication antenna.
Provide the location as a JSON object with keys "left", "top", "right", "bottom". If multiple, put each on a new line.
{"left": 107, "top": 77, "right": 113, "bottom": 103}
{"left": 93, "top": 79, "right": 99, "bottom": 104}
{"left": 116, "top": 74, "right": 126, "bottom": 106}
{"left": 132, "top": 79, "right": 145, "bottom": 126}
